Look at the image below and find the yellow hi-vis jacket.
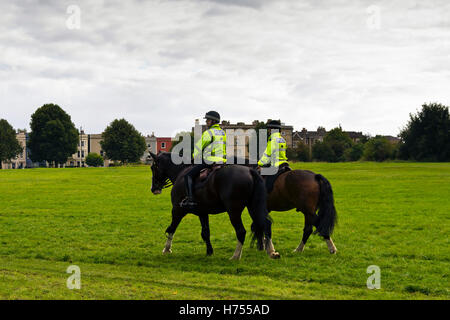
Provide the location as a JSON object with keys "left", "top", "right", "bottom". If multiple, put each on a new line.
{"left": 193, "top": 124, "right": 227, "bottom": 163}
{"left": 258, "top": 132, "right": 288, "bottom": 167}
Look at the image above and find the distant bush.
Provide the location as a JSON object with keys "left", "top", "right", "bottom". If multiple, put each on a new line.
{"left": 363, "top": 136, "right": 394, "bottom": 161}
{"left": 323, "top": 127, "right": 353, "bottom": 162}
{"left": 86, "top": 153, "right": 104, "bottom": 167}
{"left": 344, "top": 143, "right": 364, "bottom": 161}
{"left": 312, "top": 141, "right": 336, "bottom": 162}
{"left": 287, "top": 141, "right": 311, "bottom": 162}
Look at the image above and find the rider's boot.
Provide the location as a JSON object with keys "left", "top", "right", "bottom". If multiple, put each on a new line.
{"left": 180, "top": 175, "right": 198, "bottom": 209}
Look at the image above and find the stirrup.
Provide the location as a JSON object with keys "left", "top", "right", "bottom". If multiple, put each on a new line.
{"left": 180, "top": 197, "right": 197, "bottom": 208}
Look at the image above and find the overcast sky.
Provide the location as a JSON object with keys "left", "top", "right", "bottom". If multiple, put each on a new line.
{"left": 1, "top": 0, "right": 449, "bottom": 137}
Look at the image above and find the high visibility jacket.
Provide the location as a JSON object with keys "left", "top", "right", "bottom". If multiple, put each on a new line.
{"left": 193, "top": 124, "right": 227, "bottom": 163}
{"left": 258, "top": 132, "right": 288, "bottom": 167}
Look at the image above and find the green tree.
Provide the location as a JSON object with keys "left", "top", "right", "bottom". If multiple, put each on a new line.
{"left": 170, "top": 131, "right": 194, "bottom": 156}
{"left": 28, "top": 104, "right": 78, "bottom": 167}
{"left": 287, "top": 141, "right": 311, "bottom": 162}
{"left": 85, "top": 152, "right": 104, "bottom": 167}
{"left": 312, "top": 141, "right": 336, "bottom": 162}
{"left": 363, "top": 136, "right": 394, "bottom": 162}
{"left": 101, "top": 119, "right": 146, "bottom": 164}
{"left": 0, "top": 119, "right": 23, "bottom": 167}
{"left": 323, "top": 127, "right": 354, "bottom": 162}
{"left": 399, "top": 103, "right": 450, "bottom": 161}
{"left": 253, "top": 120, "right": 268, "bottom": 157}
{"left": 344, "top": 143, "right": 364, "bottom": 161}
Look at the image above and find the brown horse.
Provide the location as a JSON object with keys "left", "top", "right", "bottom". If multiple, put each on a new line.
{"left": 262, "top": 168, "right": 338, "bottom": 254}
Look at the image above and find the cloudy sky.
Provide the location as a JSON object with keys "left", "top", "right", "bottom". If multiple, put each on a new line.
{"left": 1, "top": 0, "right": 449, "bottom": 137}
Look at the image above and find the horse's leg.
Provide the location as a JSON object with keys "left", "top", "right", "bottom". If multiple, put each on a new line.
{"left": 228, "top": 211, "right": 246, "bottom": 260}
{"left": 294, "top": 213, "right": 316, "bottom": 253}
{"left": 199, "top": 214, "right": 213, "bottom": 256}
{"left": 323, "top": 236, "right": 337, "bottom": 254}
{"left": 163, "top": 207, "right": 186, "bottom": 254}
{"left": 263, "top": 218, "right": 281, "bottom": 259}
{"left": 310, "top": 213, "right": 337, "bottom": 254}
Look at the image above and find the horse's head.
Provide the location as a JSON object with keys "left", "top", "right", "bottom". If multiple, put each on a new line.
{"left": 149, "top": 152, "right": 172, "bottom": 195}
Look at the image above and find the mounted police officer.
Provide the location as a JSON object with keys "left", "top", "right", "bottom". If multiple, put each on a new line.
{"left": 257, "top": 120, "right": 290, "bottom": 193}
{"left": 180, "top": 111, "right": 227, "bottom": 208}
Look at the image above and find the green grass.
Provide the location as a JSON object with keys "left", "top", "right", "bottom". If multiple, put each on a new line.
{"left": 0, "top": 162, "right": 449, "bottom": 299}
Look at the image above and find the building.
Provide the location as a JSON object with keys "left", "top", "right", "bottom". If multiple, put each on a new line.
{"left": 141, "top": 133, "right": 174, "bottom": 163}
{"left": 1, "top": 130, "right": 27, "bottom": 169}
{"left": 293, "top": 127, "right": 365, "bottom": 151}
{"left": 157, "top": 137, "right": 172, "bottom": 153}
{"left": 65, "top": 131, "right": 112, "bottom": 167}
{"left": 382, "top": 135, "right": 401, "bottom": 144}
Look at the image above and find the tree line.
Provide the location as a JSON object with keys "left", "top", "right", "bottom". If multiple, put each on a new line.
{"left": 0, "top": 103, "right": 146, "bottom": 168}
{"left": 1, "top": 102, "right": 449, "bottom": 168}
{"left": 287, "top": 103, "right": 449, "bottom": 162}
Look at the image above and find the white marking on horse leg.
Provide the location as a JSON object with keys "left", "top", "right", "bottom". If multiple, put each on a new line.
{"left": 294, "top": 241, "right": 305, "bottom": 253}
{"left": 230, "top": 241, "right": 243, "bottom": 260}
{"left": 163, "top": 233, "right": 174, "bottom": 254}
{"left": 325, "top": 238, "right": 337, "bottom": 254}
{"left": 265, "top": 238, "right": 281, "bottom": 259}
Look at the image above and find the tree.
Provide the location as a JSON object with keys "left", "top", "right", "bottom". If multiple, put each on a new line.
{"left": 363, "top": 136, "right": 394, "bottom": 162}
{"left": 170, "top": 131, "right": 194, "bottom": 156}
{"left": 399, "top": 103, "right": 450, "bottom": 161}
{"left": 323, "top": 127, "right": 354, "bottom": 162}
{"left": 312, "top": 141, "right": 336, "bottom": 162}
{"left": 85, "top": 152, "right": 104, "bottom": 167}
{"left": 287, "top": 141, "right": 311, "bottom": 162}
{"left": 0, "top": 119, "right": 23, "bottom": 167}
{"left": 344, "top": 143, "right": 364, "bottom": 161}
{"left": 28, "top": 104, "right": 78, "bottom": 167}
{"left": 101, "top": 119, "right": 146, "bottom": 164}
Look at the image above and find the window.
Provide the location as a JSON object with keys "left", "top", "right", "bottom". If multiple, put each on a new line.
{"left": 161, "top": 142, "right": 166, "bottom": 149}
{"left": 81, "top": 151, "right": 85, "bottom": 158}
{"left": 78, "top": 151, "right": 80, "bottom": 158}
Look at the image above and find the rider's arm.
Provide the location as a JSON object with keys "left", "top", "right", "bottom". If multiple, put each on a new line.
{"left": 257, "top": 138, "right": 272, "bottom": 167}
{"left": 193, "top": 130, "right": 212, "bottom": 161}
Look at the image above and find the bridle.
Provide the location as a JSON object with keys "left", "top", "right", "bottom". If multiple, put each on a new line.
{"left": 151, "top": 160, "right": 173, "bottom": 190}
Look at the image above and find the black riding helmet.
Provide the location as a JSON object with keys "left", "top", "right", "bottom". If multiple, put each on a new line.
{"left": 267, "top": 120, "right": 281, "bottom": 129}
{"left": 204, "top": 111, "right": 220, "bottom": 122}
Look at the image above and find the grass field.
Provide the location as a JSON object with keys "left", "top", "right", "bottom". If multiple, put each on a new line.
{"left": 0, "top": 162, "right": 449, "bottom": 299}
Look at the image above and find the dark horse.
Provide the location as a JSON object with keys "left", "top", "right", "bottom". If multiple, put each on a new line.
{"left": 241, "top": 160, "right": 338, "bottom": 254}
{"left": 149, "top": 152, "right": 280, "bottom": 260}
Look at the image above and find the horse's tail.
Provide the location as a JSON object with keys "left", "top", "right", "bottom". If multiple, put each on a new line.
{"left": 248, "top": 168, "right": 269, "bottom": 248}
{"left": 314, "top": 174, "right": 338, "bottom": 238}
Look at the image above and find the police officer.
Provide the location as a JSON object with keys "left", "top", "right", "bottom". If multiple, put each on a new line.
{"left": 257, "top": 120, "right": 290, "bottom": 192}
{"left": 180, "top": 111, "right": 227, "bottom": 208}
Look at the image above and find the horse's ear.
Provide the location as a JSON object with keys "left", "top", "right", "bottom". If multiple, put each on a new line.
{"left": 148, "top": 152, "right": 157, "bottom": 165}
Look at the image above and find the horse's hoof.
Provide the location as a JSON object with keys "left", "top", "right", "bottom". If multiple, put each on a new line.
{"left": 162, "top": 248, "right": 172, "bottom": 254}
{"left": 294, "top": 243, "right": 305, "bottom": 253}
{"left": 270, "top": 252, "right": 281, "bottom": 259}
{"left": 329, "top": 249, "right": 337, "bottom": 254}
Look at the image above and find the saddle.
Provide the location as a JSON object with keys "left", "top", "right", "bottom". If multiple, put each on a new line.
{"left": 263, "top": 164, "right": 291, "bottom": 194}
{"left": 197, "top": 164, "right": 224, "bottom": 183}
